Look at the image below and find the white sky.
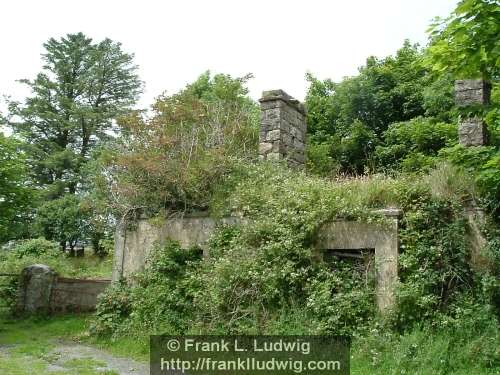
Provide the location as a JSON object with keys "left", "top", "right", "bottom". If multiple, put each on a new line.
{"left": 1, "top": 0, "right": 458, "bottom": 118}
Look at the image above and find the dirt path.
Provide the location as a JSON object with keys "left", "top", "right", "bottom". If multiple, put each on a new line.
{"left": 0, "top": 341, "right": 150, "bottom": 375}
{"left": 49, "top": 341, "right": 150, "bottom": 375}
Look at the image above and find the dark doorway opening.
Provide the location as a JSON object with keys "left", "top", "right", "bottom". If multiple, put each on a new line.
{"left": 323, "top": 248, "right": 375, "bottom": 287}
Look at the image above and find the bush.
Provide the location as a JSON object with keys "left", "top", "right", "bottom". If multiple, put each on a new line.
{"left": 91, "top": 280, "right": 133, "bottom": 336}
{"left": 92, "top": 241, "right": 203, "bottom": 336}
{"left": 92, "top": 162, "right": 496, "bottom": 340}
{"left": 10, "top": 238, "right": 60, "bottom": 259}
{"left": 375, "top": 117, "right": 457, "bottom": 172}
{"left": 440, "top": 145, "right": 500, "bottom": 214}
{"left": 98, "top": 72, "right": 259, "bottom": 216}
{"left": 35, "top": 194, "right": 88, "bottom": 253}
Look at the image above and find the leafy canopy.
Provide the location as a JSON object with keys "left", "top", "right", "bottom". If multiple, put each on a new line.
{"left": 426, "top": 0, "right": 500, "bottom": 79}
{"left": 0, "top": 134, "right": 34, "bottom": 242}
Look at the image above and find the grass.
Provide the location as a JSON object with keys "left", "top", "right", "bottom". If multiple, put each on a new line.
{"left": 351, "top": 324, "right": 499, "bottom": 375}
{"left": 1, "top": 308, "right": 498, "bottom": 374}
{"left": 0, "top": 251, "right": 114, "bottom": 281}
{"left": 0, "top": 309, "right": 141, "bottom": 374}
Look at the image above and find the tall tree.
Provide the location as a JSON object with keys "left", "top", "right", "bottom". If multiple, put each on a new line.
{"left": 0, "top": 134, "right": 34, "bottom": 243}
{"left": 8, "top": 33, "right": 143, "bottom": 197}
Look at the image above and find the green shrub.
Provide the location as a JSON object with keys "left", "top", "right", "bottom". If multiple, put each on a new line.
{"left": 375, "top": 117, "right": 457, "bottom": 172}
{"left": 306, "top": 263, "right": 375, "bottom": 335}
{"left": 91, "top": 280, "right": 133, "bottom": 336}
{"left": 10, "top": 238, "right": 60, "bottom": 259}
{"left": 92, "top": 241, "right": 203, "bottom": 337}
{"left": 91, "top": 162, "right": 495, "bottom": 340}
{"left": 99, "top": 72, "right": 259, "bottom": 216}
{"left": 439, "top": 145, "right": 500, "bottom": 214}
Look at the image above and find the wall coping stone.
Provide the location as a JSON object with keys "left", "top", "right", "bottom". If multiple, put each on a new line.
{"left": 259, "top": 89, "right": 306, "bottom": 115}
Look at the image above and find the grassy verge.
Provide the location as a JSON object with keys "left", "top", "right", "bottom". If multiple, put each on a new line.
{"left": 0, "top": 309, "right": 145, "bottom": 374}
{"left": 1, "top": 309, "right": 497, "bottom": 374}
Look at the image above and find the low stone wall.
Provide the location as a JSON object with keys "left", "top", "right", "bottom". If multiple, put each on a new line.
{"left": 16, "top": 264, "right": 110, "bottom": 314}
{"left": 50, "top": 277, "right": 110, "bottom": 313}
{"left": 113, "top": 209, "right": 401, "bottom": 313}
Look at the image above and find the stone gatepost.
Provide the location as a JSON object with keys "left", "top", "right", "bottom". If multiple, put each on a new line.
{"left": 16, "top": 264, "right": 57, "bottom": 314}
{"left": 455, "top": 79, "right": 491, "bottom": 146}
{"left": 258, "top": 90, "right": 307, "bottom": 167}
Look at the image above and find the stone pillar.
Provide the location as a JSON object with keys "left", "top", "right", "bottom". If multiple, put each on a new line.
{"left": 259, "top": 90, "right": 307, "bottom": 167}
{"left": 16, "top": 264, "right": 57, "bottom": 314}
{"left": 455, "top": 79, "right": 491, "bottom": 146}
{"left": 373, "top": 208, "right": 402, "bottom": 314}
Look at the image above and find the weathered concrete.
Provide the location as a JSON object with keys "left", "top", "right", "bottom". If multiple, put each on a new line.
{"left": 17, "top": 264, "right": 57, "bottom": 314}
{"left": 16, "top": 264, "right": 110, "bottom": 314}
{"left": 315, "top": 209, "right": 401, "bottom": 313}
{"left": 113, "top": 213, "right": 241, "bottom": 280}
{"left": 50, "top": 278, "right": 110, "bottom": 313}
{"left": 113, "top": 209, "right": 401, "bottom": 313}
{"left": 258, "top": 90, "right": 307, "bottom": 168}
{"left": 455, "top": 79, "right": 491, "bottom": 106}
{"left": 459, "top": 117, "right": 488, "bottom": 146}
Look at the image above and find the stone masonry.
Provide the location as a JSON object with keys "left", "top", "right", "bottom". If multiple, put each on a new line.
{"left": 458, "top": 117, "right": 488, "bottom": 146}
{"left": 455, "top": 79, "right": 490, "bottom": 146}
{"left": 455, "top": 79, "right": 491, "bottom": 107}
{"left": 258, "top": 90, "right": 307, "bottom": 167}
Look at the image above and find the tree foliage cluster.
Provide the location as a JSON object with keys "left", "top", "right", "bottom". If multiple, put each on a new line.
{"left": 96, "top": 72, "right": 259, "bottom": 216}
{"left": 2, "top": 32, "right": 142, "bottom": 251}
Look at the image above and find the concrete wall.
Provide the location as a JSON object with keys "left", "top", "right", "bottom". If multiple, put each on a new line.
{"left": 16, "top": 264, "right": 110, "bottom": 314}
{"left": 315, "top": 211, "right": 400, "bottom": 313}
{"left": 113, "top": 210, "right": 401, "bottom": 313}
{"left": 50, "top": 278, "right": 110, "bottom": 313}
{"left": 113, "top": 214, "right": 241, "bottom": 281}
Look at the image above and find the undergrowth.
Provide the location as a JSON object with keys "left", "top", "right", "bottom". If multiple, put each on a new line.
{"left": 92, "top": 162, "right": 498, "bottom": 350}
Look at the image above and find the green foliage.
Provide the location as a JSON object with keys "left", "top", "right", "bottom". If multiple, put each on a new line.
{"left": 92, "top": 241, "right": 203, "bottom": 336}
{"left": 7, "top": 238, "right": 60, "bottom": 259}
{"left": 94, "top": 162, "right": 493, "bottom": 339}
{"left": 440, "top": 145, "right": 500, "bottom": 214}
{"left": 0, "top": 134, "right": 35, "bottom": 243}
{"left": 353, "top": 314, "right": 499, "bottom": 374}
{"left": 375, "top": 117, "right": 457, "bottom": 172}
{"left": 8, "top": 33, "right": 142, "bottom": 198}
{"left": 395, "top": 197, "right": 471, "bottom": 326}
{"left": 426, "top": 0, "right": 500, "bottom": 79}
{"left": 91, "top": 280, "right": 133, "bottom": 336}
{"left": 306, "top": 41, "right": 455, "bottom": 174}
{"left": 98, "top": 71, "right": 259, "bottom": 216}
{"left": 306, "top": 263, "right": 375, "bottom": 336}
{"left": 35, "top": 194, "right": 88, "bottom": 252}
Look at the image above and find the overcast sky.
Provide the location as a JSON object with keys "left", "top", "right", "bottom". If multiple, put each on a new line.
{"left": 1, "top": 0, "right": 458, "bottom": 116}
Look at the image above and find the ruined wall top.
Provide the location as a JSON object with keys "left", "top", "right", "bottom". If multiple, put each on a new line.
{"left": 258, "top": 89, "right": 307, "bottom": 168}
{"left": 455, "top": 79, "right": 491, "bottom": 107}
{"left": 259, "top": 89, "right": 306, "bottom": 115}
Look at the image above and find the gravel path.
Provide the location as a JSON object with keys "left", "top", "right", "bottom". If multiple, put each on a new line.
{"left": 49, "top": 341, "right": 149, "bottom": 374}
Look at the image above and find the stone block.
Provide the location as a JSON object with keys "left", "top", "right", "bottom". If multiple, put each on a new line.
{"left": 259, "top": 142, "right": 273, "bottom": 154}
{"left": 266, "top": 129, "right": 281, "bottom": 142}
{"left": 459, "top": 118, "right": 488, "bottom": 146}
{"left": 455, "top": 79, "right": 491, "bottom": 106}
{"left": 17, "top": 264, "right": 57, "bottom": 314}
